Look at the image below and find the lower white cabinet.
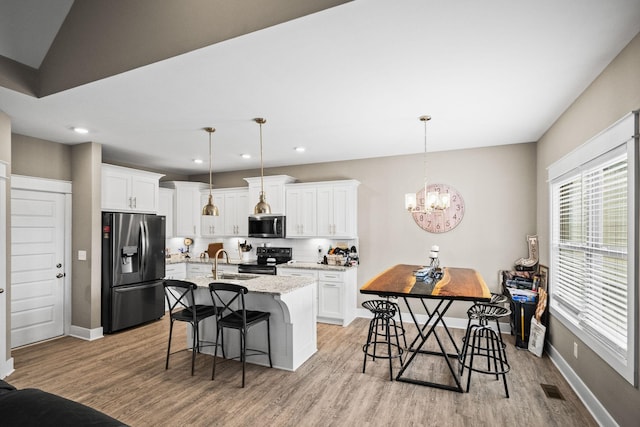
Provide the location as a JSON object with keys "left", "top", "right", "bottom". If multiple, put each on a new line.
{"left": 165, "top": 263, "right": 186, "bottom": 280}
{"left": 278, "top": 267, "right": 356, "bottom": 326}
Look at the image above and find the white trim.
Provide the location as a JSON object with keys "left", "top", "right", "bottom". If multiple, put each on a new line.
{"left": 0, "top": 161, "right": 8, "bottom": 378}
{"left": 10, "top": 175, "right": 74, "bottom": 347}
{"left": 69, "top": 325, "right": 103, "bottom": 341}
{"left": 547, "top": 344, "right": 619, "bottom": 427}
{"left": 11, "top": 174, "right": 72, "bottom": 193}
{"left": 0, "top": 357, "right": 14, "bottom": 379}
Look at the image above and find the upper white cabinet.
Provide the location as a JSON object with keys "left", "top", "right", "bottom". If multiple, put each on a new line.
{"left": 223, "top": 189, "right": 250, "bottom": 236}
{"left": 200, "top": 191, "right": 224, "bottom": 237}
{"left": 315, "top": 180, "right": 359, "bottom": 238}
{"left": 158, "top": 187, "right": 175, "bottom": 238}
{"left": 285, "top": 184, "right": 317, "bottom": 237}
{"left": 200, "top": 188, "right": 249, "bottom": 237}
{"left": 160, "top": 181, "right": 207, "bottom": 237}
{"left": 244, "top": 175, "right": 296, "bottom": 214}
{"left": 102, "top": 164, "right": 163, "bottom": 213}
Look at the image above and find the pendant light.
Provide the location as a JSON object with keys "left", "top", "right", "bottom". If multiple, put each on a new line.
{"left": 202, "top": 127, "right": 219, "bottom": 216}
{"left": 405, "top": 115, "right": 450, "bottom": 213}
{"left": 253, "top": 117, "right": 271, "bottom": 215}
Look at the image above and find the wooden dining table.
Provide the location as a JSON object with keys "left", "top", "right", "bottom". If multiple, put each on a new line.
{"left": 360, "top": 264, "right": 491, "bottom": 392}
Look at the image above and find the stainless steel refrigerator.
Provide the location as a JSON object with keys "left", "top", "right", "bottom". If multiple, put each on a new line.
{"left": 101, "top": 212, "right": 166, "bottom": 333}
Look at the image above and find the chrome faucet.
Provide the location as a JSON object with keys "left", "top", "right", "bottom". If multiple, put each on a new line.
{"left": 213, "top": 249, "right": 230, "bottom": 280}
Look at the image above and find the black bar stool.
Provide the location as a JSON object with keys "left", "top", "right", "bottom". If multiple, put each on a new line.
{"left": 459, "top": 303, "right": 511, "bottom": 397}
{"left": 362, "top": 300, "right": 404, "bottom": 381}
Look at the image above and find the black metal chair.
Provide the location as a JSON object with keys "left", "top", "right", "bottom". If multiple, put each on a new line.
{"left": 163, "top": 279, "right": 217, "bottom": 376}
{"left": 208, "top": 282, "right": 273, "bottom": 387}
{"left": 361, "top": 299, "right": 405, "bottom": 381}
{"left": 459, "top": 303, "right": 511, "bottom": 397}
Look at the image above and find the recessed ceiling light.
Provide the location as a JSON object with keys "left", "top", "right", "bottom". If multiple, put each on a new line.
{"left": 193, "top": 159, "right": 203, "bottom": 164}
{"left": 241, "top": 153, "right": 251, "bottom": 159}
{"left": 295, "top": 147, "right": 305, "bottom": 153}
{"left": 73, "top": 127, "right": 89, "bottom": 134}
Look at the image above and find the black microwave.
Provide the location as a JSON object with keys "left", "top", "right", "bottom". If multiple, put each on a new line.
{"left": 248, "top": 215, "right": 286, "bottom": 238}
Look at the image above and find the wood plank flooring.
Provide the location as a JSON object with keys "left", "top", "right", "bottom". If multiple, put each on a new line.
{"left": 7, "top": 317, "right": 596, "bottom": 427}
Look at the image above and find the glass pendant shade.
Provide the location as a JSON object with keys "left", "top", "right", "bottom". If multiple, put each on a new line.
{"left": 405, "top": 115, "right": 450, "bottom": 213}
{"left": 202, "top": 127, "right": 219, "bottom": 216}
{"left": 253, "top": 118, "right": 272, "bottom": 215}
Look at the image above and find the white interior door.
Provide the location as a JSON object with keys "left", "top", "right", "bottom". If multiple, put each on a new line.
{"left": 10, "top": 189, "right": 66, "bottom": 348}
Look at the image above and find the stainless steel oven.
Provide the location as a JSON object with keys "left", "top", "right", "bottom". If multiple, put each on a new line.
{"left": 238, "top": 247, "right": 292, "bottom": 275}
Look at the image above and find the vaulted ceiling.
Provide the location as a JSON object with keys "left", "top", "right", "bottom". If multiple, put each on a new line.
{"left": 1, "top": 0, "right": 639, "bottom": 175}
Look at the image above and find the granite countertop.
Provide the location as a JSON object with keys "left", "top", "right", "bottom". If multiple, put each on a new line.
{"left": 188, "top": 274, "right": 315, "bottom": 295}
{"left": 166, "top": 257, "right": 245, "bottom": 265}
{"left": 279, "top": 262, "right": 357, "bottom": 272}
{"left": 167, "top": 258, "right": 356, "bottom": 271}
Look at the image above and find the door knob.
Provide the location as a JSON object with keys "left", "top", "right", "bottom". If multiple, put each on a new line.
{"left": 56, "top": 273, "right": 65, "bottom": 278}
{"left": 57, "top": 263, "right": 62, "bottom": 268}
{"left": 0, "top": 288, "right": 4, "bottom": 293}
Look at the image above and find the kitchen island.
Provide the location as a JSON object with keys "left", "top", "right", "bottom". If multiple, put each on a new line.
{"left": 185, "top": 274, "right": 317, "bottom": 372}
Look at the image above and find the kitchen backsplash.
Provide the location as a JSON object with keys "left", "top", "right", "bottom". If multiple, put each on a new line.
{"left": 166, "top": 236, "right": 359, "bottom": 263}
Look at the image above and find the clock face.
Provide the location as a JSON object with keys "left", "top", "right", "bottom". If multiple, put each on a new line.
{"left": 411, "top": 183, "right": 465, "bottom": 233}
{"left": 184, "top": 238, "right": 193, "bottom": 247}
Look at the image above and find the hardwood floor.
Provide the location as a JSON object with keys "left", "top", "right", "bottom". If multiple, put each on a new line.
{"left": 8, "top": 317, "right": 596, "bottom": 427}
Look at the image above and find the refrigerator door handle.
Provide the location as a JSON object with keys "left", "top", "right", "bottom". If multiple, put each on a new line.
{"left": 140, "top": 220, "right": 147, "bottom": 276}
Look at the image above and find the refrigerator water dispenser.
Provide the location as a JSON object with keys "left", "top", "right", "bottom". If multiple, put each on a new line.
{"left": 121, "top": 246, "right": 138, "bottom": 274}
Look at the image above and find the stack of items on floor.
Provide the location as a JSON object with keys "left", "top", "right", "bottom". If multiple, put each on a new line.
{"left": 501, "top": 235, "right": 548, "bottom": 354}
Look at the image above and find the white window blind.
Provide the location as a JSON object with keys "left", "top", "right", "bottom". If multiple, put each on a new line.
{"left": 548, "top": 111, "right": 637, "bottom": 385}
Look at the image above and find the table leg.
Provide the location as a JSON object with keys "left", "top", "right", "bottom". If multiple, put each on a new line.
{"left": 396, "top": 297, "right": 464, "bottom": 392}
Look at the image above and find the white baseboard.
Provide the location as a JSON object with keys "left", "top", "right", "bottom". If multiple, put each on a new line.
{"left": 0, "top": 357, "right": 14, "bottom": 379}
{"left": 69, "top": 325, "right": 104, "bottom": 341}
{"left": 547, "top": 344, "right": 618, "bottom": 427}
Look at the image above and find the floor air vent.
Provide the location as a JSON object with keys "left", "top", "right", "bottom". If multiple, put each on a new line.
{"left": 540, "top": 383, "right": 565, "bottom": 400}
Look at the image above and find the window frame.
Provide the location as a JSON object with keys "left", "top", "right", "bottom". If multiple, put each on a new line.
{"left": 547, "top": 111, "right": 638, "bottom": 385}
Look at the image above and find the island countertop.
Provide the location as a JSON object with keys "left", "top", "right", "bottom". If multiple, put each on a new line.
{"left": 188, "top": 274, "right": 316, "bottom": 295}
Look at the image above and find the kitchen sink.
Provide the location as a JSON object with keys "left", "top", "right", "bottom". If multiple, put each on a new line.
{"left": 216, "top": 273, "right": 259, "bottom": 281}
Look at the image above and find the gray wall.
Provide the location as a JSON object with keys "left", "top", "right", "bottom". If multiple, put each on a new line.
{"left": 12, "top": 134, "right": 72, "bottom": 180}
{"left": 70, "top": 143, "right": 102, "bottom": 329}
{"left": 536, "top": 32, "right": 640, "bottom": 426}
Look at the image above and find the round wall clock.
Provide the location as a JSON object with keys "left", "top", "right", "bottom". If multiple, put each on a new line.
{"left": 411, "top": 183, "right": 465, "bottom": 233}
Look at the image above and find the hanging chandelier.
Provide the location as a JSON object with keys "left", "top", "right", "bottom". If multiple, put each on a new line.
{"left": 202, "top": 127, "right": 219, "bottom": 216}
{"left": 253, "top": 117, "right": 271, "bottom": 215}
{"left": 405, "top": 115, "right": 451, "bottom": 213}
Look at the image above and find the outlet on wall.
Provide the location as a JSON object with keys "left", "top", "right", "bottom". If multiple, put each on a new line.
{"left": 573, "top": 341, "right": 578, "bottom": 358}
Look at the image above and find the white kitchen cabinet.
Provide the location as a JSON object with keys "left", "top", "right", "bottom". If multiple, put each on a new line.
{"left": 279, "top": 267, "right": 356, "bottom": 326}
{"left": 160, "top": 181, "right": 207, "bottom": 237}
{"left": 158, "top": 187, "right": 175, "bottom": 238}
{"left": 102, "top": 164, "right": 163, "bottom": 213}
{"left": 165, "top": 263, "right": 186, "bottom": 279}
{"left": 223, "top": 189, "right": 249, "bottom": 236}
{"left": 245, "top": 175, "right": 295, "bottom": 214}
{"left": 316, "top": 180, "right": 359, "bottom": 238}
{"left": 201, "top": 188, "right": 249, "bottom": 237}
{"left": 285, "top": 184, "right": 317, "bottom": 237}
